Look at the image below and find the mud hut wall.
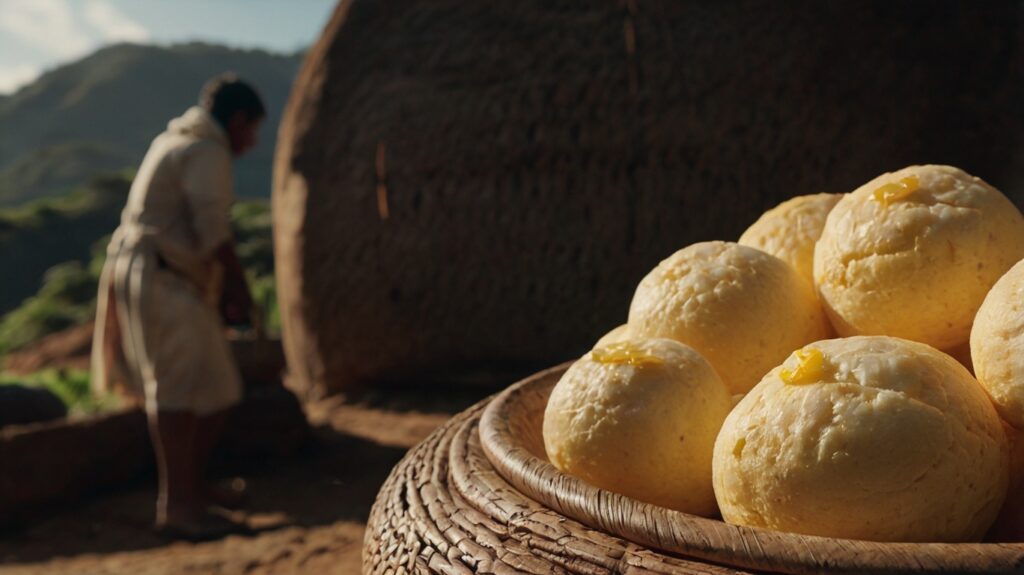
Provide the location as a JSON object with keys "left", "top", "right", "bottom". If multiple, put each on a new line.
{"left": 274, "top": 0, "right": 1024, "bottom": 395}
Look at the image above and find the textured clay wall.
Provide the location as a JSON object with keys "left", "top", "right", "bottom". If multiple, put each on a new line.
{"left": 274, "top": 0, "right": 1024, "bottom": 396}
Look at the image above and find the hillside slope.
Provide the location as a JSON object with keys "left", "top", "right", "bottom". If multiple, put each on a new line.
{"left": 0, "top": 172, "right": 276, "bottom": 337}
{"left": 0, "top": 175, "right": 127, "bottom": 314}
{"left": 0, "top": 43, "right": 302, "bottom": 204}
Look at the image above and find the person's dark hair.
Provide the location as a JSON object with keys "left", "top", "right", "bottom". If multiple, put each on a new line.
{"left": 199, "top": 73, "right": 266, "bottom": 128}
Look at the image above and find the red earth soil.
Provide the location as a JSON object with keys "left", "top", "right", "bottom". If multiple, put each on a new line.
{"left": 0, "top": 380, "right": 502, "bottom": 574}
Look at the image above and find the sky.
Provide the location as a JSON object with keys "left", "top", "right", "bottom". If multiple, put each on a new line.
{"left": 0, "top": 0, "right": 337, "bottom": 94}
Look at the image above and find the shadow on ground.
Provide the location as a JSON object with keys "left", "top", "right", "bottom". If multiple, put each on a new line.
{"left": 0, "top": 428, "right": 405, "bottom": 564}
{"left": 0, "top": 376, "right": 512, "bottom": 574}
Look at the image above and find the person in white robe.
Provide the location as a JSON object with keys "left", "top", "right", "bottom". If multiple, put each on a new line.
{"left": 91, "top": 74, "right": 264, "bottom": 539}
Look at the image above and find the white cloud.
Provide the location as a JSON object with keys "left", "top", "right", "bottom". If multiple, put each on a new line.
{"left": 0, "top": 0, "right": 150, "bottom": 93}
{"left": 0, "top": 62, "right": 40, "bottom": 94}
{"left": 83, "top": 0, "right": 149, "bottom": 43}
{"left": 0, "top": 0, "right": 93, "bottom": 59}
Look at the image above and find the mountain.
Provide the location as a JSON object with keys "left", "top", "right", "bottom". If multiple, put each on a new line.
{"left": 0, "top": 143, "right": 135, "bottom": 204}
{"left": 0, "top": 42, "right": 303, "bottom": 205}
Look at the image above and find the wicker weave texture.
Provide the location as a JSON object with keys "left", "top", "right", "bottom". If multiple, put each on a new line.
{"left": 364, "top": 399, "right": 751, "bottom": 574}
{"left": 366, "top": 365, "right": 1024, "bottom": 574}
{"left": 477, "top": 366, "right": 1024, "bottom": 575}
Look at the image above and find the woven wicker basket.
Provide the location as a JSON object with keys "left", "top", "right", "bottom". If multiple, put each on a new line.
{"left": 364, "top": 364, "right": 1024, "bottom": 574}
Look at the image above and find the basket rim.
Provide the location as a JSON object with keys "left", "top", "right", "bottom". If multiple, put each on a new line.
{"left": 479, "top": 362, "right": 1024, "bottom": 575}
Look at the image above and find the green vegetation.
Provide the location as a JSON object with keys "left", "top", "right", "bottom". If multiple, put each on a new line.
{"left": 0, "top": 173, "right": 128, "bottom": 313}
{"left": 0, "top": 142, "right": 135, "bottom": 205}
{"left": 0, "top": 171, "right": 129, "bottom": 233}
{"left": 0, "top": 176, "right": 278, "bottom": 413}
{"left": 0, "top": 195, "right": 278, "bottom": 357}
{"left": 232, "top": 201, "right": 280, "bottom": 332}
{"left": 0, "top": 257, "right": 104, "bottom": 356}
{"left": 0, "top": 368, "right": 121, "bottom": 415}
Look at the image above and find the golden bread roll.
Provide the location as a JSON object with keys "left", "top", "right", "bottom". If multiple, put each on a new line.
{"left": 713, "top": 336, "right": 1009, "bottom": 542}
{"left": 971, "top": 258, "right": 1024, "bottom": 429}
{"left": 629, "top": 241, "right": 829, "bottom": 394}
{"left": 739, "top": 192, "right": 842, "bottom": 289}
{"left": 543, "top": 338, "right": 732, "bottom": 515}
{"left": 815, "top": 165, "right": 1024, "bottom": 349}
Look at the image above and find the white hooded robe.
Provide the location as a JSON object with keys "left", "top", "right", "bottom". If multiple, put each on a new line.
{"left": 91, "top": 106, "right": 242, "bottom": 415}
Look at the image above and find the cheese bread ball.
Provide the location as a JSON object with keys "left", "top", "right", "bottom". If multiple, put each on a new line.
{"left": 971, "top": 259, "right": 1024, "bottom": 429}
{"left": 543, "top": 338, "right": 732, "bottom": 515}
{"left": 739, "top": 192, "right": 842, "bottom": 288}
{"left": 815, "top": 165, "right": 1024, "bottom": 350}
{"left": 628, "top": 241, "right": 829, "bottom": 395}
{"left": 713, "top": 336, "right": 1009, "bottom": 542}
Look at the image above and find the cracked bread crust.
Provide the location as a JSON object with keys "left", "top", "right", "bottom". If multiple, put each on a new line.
{"left": 713, "top": 336, "right": 1009, "bottom": 542}
{"left": 739, "top": 192, "right": 843, "bottom": 290}
{"left": 542, "top": 338, "right": 732, "bottom": 516}
{"left": 814, "top": 165, "right": 1024, "bottom": 350}
{"left": 628, "top": 241, "right": 829, "bottom": 395}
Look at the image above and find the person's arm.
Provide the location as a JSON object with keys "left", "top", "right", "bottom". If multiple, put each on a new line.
{"left": 180, "top": 143, "right": 249, "bottom": 323}
{"left": 215, "top": 240, "right": 253, "bottom": 326}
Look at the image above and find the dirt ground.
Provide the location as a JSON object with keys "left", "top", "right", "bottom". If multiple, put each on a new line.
{"left": 0, "top": 382, "right": 502, "bottom": 575}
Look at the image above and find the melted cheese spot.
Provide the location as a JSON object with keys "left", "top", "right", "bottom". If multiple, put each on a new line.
{"left": 872, "top": 176, "right": 920, "bottom": 206}
{"left": 780, "top": 347, "right": 825, "bottom": 385}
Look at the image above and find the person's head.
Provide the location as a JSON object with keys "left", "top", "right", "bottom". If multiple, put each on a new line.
{"left": 199, "top": 73, "right": 266, "bottom": 157}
